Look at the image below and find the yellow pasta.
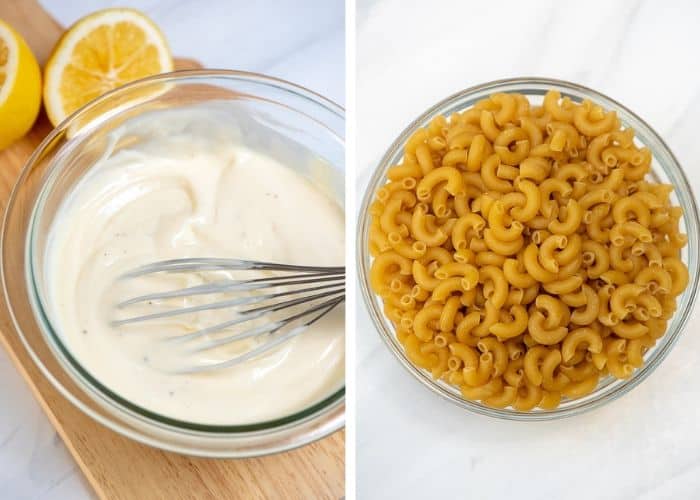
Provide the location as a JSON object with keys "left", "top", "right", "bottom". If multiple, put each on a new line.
{"left": 489, "top": 305, "right": 528, "bottom": 339}
{"left": 367, "top": 90, "right": 689, "bottom": 411}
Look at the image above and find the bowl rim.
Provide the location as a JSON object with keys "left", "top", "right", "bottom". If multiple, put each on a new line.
{"left": 2, "top": 69, "right": 346, "bottom": 456}
{"left": 356, "top": 76, "right": 700, "bottom": 421}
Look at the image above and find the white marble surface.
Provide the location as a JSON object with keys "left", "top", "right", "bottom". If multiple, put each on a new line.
{"left": 356, "top": 1, "right": 700, "bottom": 499}
{"left": 0, "top": 1, "right": 343, "bottom": 499}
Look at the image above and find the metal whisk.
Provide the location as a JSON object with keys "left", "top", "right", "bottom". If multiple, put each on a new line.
{"left": 112, "top": 258, "right": 345, "bottom": 373}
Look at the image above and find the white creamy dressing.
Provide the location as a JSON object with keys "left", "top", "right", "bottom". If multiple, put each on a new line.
{"left": 44, "top": 107, "right": 344, "bottom": 425}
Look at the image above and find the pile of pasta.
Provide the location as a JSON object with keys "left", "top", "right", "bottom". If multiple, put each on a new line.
{"left": 368, "top": 90, "right": 689, "bottom": 411}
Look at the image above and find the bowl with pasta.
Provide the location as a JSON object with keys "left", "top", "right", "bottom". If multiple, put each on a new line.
{"left": 357, "top": 77, "right": 699, "bottom": 420}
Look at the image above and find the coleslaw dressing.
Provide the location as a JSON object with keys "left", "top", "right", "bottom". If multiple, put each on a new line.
{"left": 44, "top": 109, "right": 344, "bottom": 425}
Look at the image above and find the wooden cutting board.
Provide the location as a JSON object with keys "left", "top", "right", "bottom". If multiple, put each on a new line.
{"left": 0, "top": 2, "right": 344, "bottom": 499}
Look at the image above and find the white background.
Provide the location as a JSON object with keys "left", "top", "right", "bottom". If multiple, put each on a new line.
{"left": 357, "top": 1, "right": 700, "bottom": 499}
{"left": 0, "top": 1, "right": 343, "bottom": 498}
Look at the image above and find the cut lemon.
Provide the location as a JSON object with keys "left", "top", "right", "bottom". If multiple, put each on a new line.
{"left": 43, "top": 8, "right": 173, "bottom": 127}
{"left": 0, "top": 19, "right": 42, "bottom": 151}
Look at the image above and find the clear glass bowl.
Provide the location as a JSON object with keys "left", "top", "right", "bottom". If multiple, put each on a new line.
{"left": 2, "top": 70, "right": 345, "bottom": 456}
{"left": 357, "top": 77, "right": 699, "bottom": 420}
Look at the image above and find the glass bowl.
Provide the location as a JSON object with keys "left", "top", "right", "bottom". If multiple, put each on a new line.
{"left": 357, "top": 77, "right": 699, "bottom": 421}
{"left": 2, "top": 70, "right": 345, "bottom": 456}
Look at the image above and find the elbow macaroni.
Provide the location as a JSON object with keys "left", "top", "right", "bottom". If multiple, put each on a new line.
{"left": 368, "top": 90, "right": 689, "bottom": 411}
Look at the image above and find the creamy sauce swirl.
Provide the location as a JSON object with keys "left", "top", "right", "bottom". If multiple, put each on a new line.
{"left": 45, "top": 108, "right": 344, "bottom": 425}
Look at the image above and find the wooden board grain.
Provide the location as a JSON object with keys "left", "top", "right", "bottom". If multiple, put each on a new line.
{"left": 0, "top": 2, "right": 344, "bottom": 499}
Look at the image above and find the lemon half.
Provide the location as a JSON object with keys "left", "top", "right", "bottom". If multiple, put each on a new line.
{"left": 0, "top": 19, "right": 42, "bottom": 151}
{"left": 43, "top": 8, "right": 173, "bottom": 127}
